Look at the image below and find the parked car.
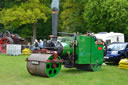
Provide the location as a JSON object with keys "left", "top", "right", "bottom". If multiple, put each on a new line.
{"left": 104, "top": 42, "right": 128, "bottom": 64}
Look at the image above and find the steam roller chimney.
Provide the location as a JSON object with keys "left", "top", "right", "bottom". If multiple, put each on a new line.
{"left": 51, "top": 0, "right": 59, "bottom": 41}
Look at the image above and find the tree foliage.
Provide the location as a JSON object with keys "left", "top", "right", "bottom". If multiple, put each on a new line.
{"left": 0, "top": 0, "right": 51, "bottom": 29}
{"left": 0, "top": 0, "right": 128, "bottom": 42}
{"left": 60, "top": 0, "right": 86, "bottom": 33}
{"left": 83, "top": 0, "right": 128, "bottom": 33}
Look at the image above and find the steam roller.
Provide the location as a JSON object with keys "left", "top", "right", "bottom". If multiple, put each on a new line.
{"left": 0, "top": 31, "right": 24, "bottom": 53}
{"left": 26, "top": 0, "right": 104, "bottom": 78}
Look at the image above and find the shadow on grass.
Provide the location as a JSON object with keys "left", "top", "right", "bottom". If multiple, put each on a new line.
{"left": 23, "top": 73, "right": 51, "bottom": 79}
{"left": 105, "top": 63, "right": 118, "bottom": 66}
{"left": 61, "top": 68, "right": 89, "bottom": 74}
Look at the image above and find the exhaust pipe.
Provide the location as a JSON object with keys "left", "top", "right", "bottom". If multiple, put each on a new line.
{"left": 51, "top": 0, "right": 59, "bottom": 41}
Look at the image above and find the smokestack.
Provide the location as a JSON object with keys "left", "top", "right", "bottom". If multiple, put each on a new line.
{"left": 51, "top": 0, "right": 59, "bottom": 41}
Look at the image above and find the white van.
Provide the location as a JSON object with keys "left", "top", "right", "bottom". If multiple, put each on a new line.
{"left": 95, "top": 32, "right": 124, "bottom": 46}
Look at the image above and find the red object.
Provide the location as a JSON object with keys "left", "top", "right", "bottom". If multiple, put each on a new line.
{"left": 25, "top": 58, "right": 63, "bottom": 63}
{"left": 34, "top": 49, "right": 58, "bottom": 59}
{"left": 0, "top": 40, "right": 2, "bottom": 44}
{"left": 32, "top": 49, "right": 63, "bottom": 65}
{"left": 0, "top": 31, "right": 24, "bottom": 53}
{"left": 1, "top": 37, "right": 11, "bottom": 44}
{"left": 98, "top": 47, "right": 102, "bottom": 50}
{"left": 0, "top": 37, "right": 11, "bottom": 54}
{"left": 0, "top": 44, "right": 6, "bottom": 53}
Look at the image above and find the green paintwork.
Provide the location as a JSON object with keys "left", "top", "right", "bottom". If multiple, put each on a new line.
{"left": 61, "top": 42, "right": 73, "bottom": 56}
{"left": 59, "top": 35, "right": 104, "bottom": 71}
{"left": 60, "top": 37, "right": 74, "bottom": 56}
{"left": 75, "top": 35, "right": 104, "bottom": 65}
{"left": 45, "top": 55, "right": 61, "bottom": 78}
{"left": 61, "top": 37, "right": 75, "bottom": 42}
{"left": 91, "top": 38, "right": 104, "bottom": 64}
{"left": 90, "top": 64, "right": 102, "bottom": 71}
{"left": 75, "top": 36, "right": 91, "bottom": 64}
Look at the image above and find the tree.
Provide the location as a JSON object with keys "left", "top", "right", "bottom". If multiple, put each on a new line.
{"left": 0, "top": 0, "right": 51, "bottom": 43}
{"left": 0, "top": 0, "right": 27, "bottom": 9}
{"left": 60, "top": 0, "right": 87, "bottom": 33}
{"left": 83, "top": 0, "right": 128, "bottom": 33}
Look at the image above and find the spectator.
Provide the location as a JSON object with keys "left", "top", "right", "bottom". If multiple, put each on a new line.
{"left": 34, "top": 39, "right": 40, "bottom": 50}
{"left": 26, "top": 42, "right": 30, "bottom": 49}
{"left": 39, "top": 39, "right": 43, "bottom": 49}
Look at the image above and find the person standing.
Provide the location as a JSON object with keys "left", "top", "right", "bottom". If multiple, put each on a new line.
{"left": 34, "top": 39, "right": 40, "bottom": 50}
{"left": 39, "top": 39, "right": 43, "bottom": 49}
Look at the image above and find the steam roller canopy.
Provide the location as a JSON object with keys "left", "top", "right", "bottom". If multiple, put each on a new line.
{"left": 27, "top": 54, "right": 61, "bottom": 78}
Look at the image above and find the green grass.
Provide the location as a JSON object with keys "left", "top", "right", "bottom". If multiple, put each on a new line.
{"left": 0, "top": 54, "right": 128, "bottom": 85}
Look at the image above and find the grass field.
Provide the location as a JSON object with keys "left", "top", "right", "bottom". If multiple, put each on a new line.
{"left": 0, "top": 54, "right": 128, "bottom": 85}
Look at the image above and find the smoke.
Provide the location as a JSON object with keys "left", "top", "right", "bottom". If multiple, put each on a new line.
{"left": 51, "top": 0, "right": 59, "bottom": 10}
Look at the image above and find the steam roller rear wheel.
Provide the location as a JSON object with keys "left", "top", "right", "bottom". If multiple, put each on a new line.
{"left": 1, "top": 37, "right": 14, "bottom": 44}
{"left": 27, "top": 54, "right": 61, "bottom": 78}
{"left": 88, "top": 64, "right": 101, "bottom": 71}
{"left": 76, "top": 64, "right": 101, "bottom": 71}
{"left": 0, "top": 37, "right": 14, "bottom": 53}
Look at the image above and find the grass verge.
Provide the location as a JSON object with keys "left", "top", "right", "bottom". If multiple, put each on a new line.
{"left": 0, "top": 54, "right": 127, "bottom": 85}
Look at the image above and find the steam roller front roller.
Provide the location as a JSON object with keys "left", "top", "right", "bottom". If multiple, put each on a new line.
{"left": 26, "top": 54, "right": 61, "bottom": 78}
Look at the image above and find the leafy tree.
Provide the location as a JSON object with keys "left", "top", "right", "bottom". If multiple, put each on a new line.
{"left": 60, "top": 0, "right": 128, "bottom": 41}
{"left": 60, "top": 0, "right": 87, "bottom": 33}
{"left": 83, "top": 0, "right": 128, "bottom": 33}
{"left": 0, "top": 0, "right": 51, "bottom": 43}
{"left": 1, "top": 0, "right": 128, "bottom": 42}
{"left": 0, "top": 0, "right": 26, "bottom": 9}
